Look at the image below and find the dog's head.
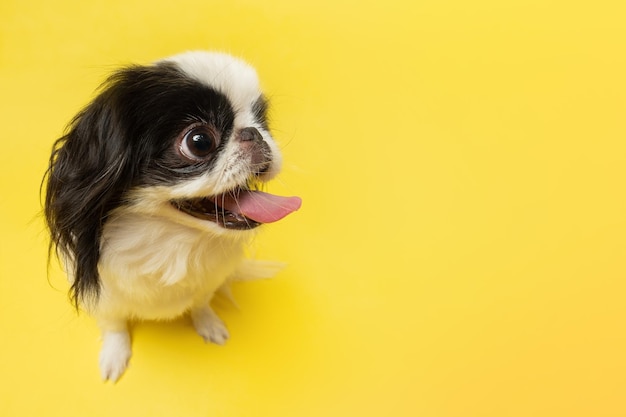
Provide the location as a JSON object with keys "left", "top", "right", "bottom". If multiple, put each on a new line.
{"left": 44, "top": 51, "right": 301, "bottom": 305}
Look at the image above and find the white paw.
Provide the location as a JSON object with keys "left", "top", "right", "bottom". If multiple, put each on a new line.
{"left": 191, "top": 307, "right": 230, "bottom": 345}
{"left": 99, "top": 331, "right": 131, "bottom": 382}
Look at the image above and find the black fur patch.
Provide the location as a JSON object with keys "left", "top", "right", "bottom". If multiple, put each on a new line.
{"left": 44, "top": 62, "right": 236, "bottom": 306}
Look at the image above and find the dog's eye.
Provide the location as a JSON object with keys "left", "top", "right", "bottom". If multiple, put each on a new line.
{"left": 180, "top": 126, "right": 218, "bottom": 160}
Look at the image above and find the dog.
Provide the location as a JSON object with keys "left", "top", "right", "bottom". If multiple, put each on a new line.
{"left": 44, "top": 51, "right": 301, "bottom": 382}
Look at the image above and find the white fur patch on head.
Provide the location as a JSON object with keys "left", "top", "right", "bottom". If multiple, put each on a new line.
{"left": 161, "top": 51, "right": 261, "bottom": 119}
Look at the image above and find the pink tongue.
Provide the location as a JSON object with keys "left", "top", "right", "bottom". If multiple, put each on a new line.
{"left": 215, "top": 190, "right": 302, "bottom": 224}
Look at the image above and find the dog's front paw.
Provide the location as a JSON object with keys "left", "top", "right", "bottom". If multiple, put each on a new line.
{"left": 99, "top": 331, "right": 131, "bottom": 382}
{"left": 191, "top": 307, "right": 230, "bottom": 345}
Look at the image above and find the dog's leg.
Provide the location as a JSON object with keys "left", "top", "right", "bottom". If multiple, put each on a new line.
{"left": 98, "top": 318, "right": 131, "bottom": 382}
{"left": 190, "top": 305, "right": 230, "bottom": 345}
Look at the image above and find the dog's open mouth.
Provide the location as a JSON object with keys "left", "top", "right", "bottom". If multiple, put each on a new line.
{"left": 172, "top": 189, "right": 302, "bottom": 230}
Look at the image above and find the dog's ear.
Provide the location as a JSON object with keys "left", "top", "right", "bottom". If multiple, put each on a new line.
{"left": 44, "top": 86, "right": 136, "bottom": 308}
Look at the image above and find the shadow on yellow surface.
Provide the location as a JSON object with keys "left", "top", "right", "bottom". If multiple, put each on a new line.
{"left": 1, "top": 0, "right": 625, "bottom": 416}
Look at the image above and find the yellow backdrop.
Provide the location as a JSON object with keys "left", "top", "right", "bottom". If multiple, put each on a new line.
{"left": 1, "top": 0, "right": 625, "bottom": 416}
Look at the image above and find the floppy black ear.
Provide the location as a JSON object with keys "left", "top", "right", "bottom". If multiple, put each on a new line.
{"left": 44, "top": 87, "right": 136, "bottom": 308}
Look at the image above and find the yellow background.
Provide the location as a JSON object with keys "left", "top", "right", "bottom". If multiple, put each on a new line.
{"left": 1, "top": 0, "right": 625, "bottom": 415}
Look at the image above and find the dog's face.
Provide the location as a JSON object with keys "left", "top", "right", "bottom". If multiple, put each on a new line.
{"left": 45, "top": 52, "right": 301, "bottom": 304}
{"left": 113, "top": 52, "right": 297, "bottom": 234}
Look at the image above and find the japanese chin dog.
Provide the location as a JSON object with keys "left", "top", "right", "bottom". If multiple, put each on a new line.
{"left": 44, "top": 51, "right": 301, "bottom": 382}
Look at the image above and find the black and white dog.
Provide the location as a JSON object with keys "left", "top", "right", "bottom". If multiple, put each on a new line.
{"left": 44, "top": 51, "right": 301, "bottom": 381}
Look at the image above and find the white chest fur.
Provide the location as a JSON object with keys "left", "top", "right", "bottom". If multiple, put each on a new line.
{"left": 96, "top": 212, "right": 245, "bottom": 320}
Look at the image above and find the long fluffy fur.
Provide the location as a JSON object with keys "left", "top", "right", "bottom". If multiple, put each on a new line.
{"left": 44, "top": 52, "right": 286, "bottom": 381}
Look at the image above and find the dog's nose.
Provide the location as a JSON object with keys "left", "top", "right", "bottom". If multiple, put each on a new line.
{"left": 238, "top": 127, "right": 263, "bottom": 142}
{"left": 236, "top": 127, "right": 272, "bottom": 175}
